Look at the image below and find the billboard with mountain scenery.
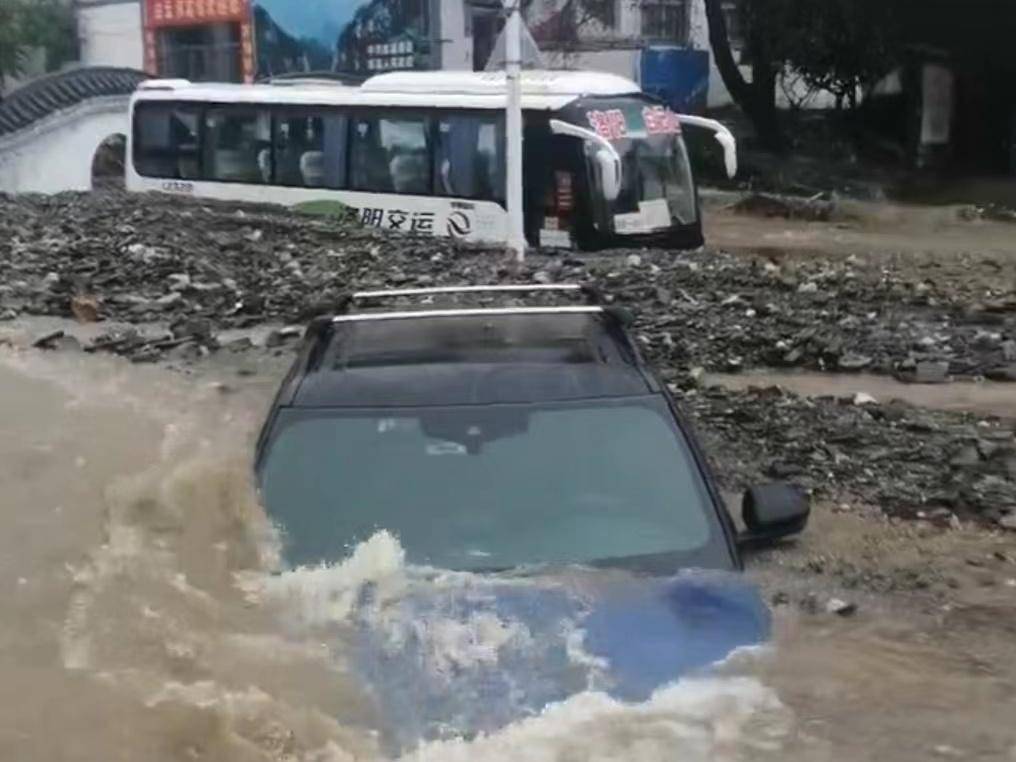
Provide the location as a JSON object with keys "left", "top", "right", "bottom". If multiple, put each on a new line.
{"left": 252, "top": 0, "right": 431, "bottom": 80}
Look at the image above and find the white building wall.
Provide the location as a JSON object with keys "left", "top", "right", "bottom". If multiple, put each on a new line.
{"left": 538, "top": 48, "right": 640, "bottom": 81}
{"left": 0, "top": 97, "right": 130, "bottom": 194}
{"left": 439, "top": 1, "right": 473, "bottom": 71}
{"left": 77, "top": 1, "right": 144, "bottom": 70}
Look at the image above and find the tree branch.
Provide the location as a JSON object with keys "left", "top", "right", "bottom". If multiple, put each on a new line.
{"left": 703, "top": 0, "right": 752, "bottom": 106}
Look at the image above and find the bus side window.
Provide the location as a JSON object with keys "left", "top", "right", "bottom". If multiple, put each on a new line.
{"left": 203, "top": 107, "right": 271, "bottom": 184}
{"left": 351, "top": 113, "right": 431, "bottom": 195}
{"left": 434, "top": 114, "right": 505, "bottom": 203}
{"left": 133, "top": 103, "right": 201, "bottom": 180}
{"left": 274, "top": 109, "right": 347, "bottom": 189}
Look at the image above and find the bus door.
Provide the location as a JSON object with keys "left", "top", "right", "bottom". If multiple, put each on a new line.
{"left": 523, "top": 119, "right": 589, "bottom": 249}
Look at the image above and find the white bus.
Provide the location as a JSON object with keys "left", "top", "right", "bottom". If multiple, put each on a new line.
{"left": 127, "top": 70, "right": 736, "bottom": 251}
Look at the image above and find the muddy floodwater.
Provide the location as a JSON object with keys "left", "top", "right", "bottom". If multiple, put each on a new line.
{"left": 1, "top": 349, "right": 1015, "bottom": 761}
{"left": 707, "top": 371, "right": 1016, "bottom": 420}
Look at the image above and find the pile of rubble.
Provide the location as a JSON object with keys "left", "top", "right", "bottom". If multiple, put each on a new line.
{"left": 2, "top": 192, "right": 1013, "bottom": 379}
{"left": 680, "top": 383, "right": 1016, "bottom": 526}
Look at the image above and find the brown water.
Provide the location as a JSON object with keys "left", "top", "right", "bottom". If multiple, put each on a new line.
{"left": 707, "top": 370, "right": 1016, "bottom": 420}
{"left": 1, "top": 348, "right": 1014, "bottom": 761}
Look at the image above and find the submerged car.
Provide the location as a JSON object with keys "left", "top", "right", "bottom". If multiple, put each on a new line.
{"left": 254, "top": 284, "right": 808, "bottom": 747}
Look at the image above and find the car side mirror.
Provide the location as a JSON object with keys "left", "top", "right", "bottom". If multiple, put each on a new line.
{"left": 738, "top": 483, "right": 809, "bottom": 548}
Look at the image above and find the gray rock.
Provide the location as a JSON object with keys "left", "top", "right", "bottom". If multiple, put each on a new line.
{"left": 903, "top": 360, "right": 950, "bottom": 384}
{"left": 221, "top": 336, "right": 255, "bottom": 352}
{"left": 32, "top": 329, "right": 65, "bottom": 349}
{"left": 170, "top": 317, "right": 213, "bottom": 341}
{"left": 532, "top": 271, "right": 553, "bottom": 285}
{"left": 156, "top": 292, "right": 183, "bottom": 308}
{"left": 950, "top": 446, "right": 981, "bottom": 468}
{"left": 838, "top": 353, "right": 872, "bottom": 371}
{"left": 264, "top": 326, "right": 303, "bottom": 348}
{"left": 825, "top": 598, "right": 858, "bottom": 616}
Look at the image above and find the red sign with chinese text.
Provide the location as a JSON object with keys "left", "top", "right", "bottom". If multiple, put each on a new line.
{"left": 143, "top": 0, "right": 254, "bottom": 82}
{"left": 642, "top": 106, "right": 682, "bottom": 136}
{"left": 145, "top": 0, "right": 248, "bottom": 28}
{"left": 586, "top": 109, "right": 628, "bottom": 141}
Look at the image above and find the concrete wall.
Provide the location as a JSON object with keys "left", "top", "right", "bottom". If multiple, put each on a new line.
{"left": 0, "top": 96, "right": 130, "bottom": 194}
{"left": 77, "top": 1, "right": 144, "bottom": 70}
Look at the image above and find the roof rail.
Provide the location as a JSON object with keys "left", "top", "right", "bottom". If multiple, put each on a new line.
{"left": 332, "top": 306, "right": 603, "bottom": 324}
{"left": 351, "top": 283, "right": 604, "bottom": 303}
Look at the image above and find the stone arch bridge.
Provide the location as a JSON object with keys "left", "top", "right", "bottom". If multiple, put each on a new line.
{"left": 0, "top": 67, "right": 148, "bottom": 194}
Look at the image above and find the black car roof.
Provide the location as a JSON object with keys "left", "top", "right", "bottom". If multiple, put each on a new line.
{"left": 283, "top": 296, "right": 657, "bottom": 408}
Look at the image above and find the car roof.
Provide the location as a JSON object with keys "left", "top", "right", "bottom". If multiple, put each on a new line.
{"left": 281, "top": 286, "right": 658, "bottom": 408}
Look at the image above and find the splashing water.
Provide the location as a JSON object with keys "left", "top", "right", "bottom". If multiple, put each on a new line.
{"left": 240, "top": 523, "right": 774, "bottom": 755}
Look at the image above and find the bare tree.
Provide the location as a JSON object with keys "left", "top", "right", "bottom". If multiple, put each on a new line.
{"left": 703, "top": 0, "right": 785, "bottom": 151}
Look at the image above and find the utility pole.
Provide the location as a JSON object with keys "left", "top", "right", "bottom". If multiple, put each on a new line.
{"left": 503, "top": 0, "right": 526, "bottom": 262}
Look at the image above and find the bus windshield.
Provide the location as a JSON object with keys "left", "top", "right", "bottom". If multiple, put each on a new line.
{"left": 575, "top": 100, "right": 697, "bottom": 234}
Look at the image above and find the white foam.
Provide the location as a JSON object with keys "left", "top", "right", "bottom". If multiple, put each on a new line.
{"left": 382, "top": 609, "right": 534, "bottom": 679}
{"left": 240, "top": 531, "right": 408, "bottom": 625}
{"left": 399, "top": 677, "right": 797, "bottom": 762}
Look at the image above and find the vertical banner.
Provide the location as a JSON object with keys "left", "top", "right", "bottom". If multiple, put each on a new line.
{"left": 240, "top": 20, "right": 254, "bottom": 82}
{"left": 142, "top": 0, "right": 254, "bottom": 82}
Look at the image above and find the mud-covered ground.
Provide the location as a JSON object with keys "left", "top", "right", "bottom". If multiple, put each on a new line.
{"left": 1, "top": 191, "right": 1014, "bottom": 529}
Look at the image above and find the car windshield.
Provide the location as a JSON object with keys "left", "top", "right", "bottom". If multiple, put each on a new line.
{"left": 259, "top": 396, "right": 733, "bottom": 573}
{"left": 579, "top": 101, "right": 698, "bottom": 232}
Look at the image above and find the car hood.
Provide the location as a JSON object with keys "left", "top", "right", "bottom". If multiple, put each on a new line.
{"left": 345, "top": 566, "right": 769, "bottom": 751}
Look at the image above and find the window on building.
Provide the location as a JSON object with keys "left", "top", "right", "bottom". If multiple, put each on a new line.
{"left": 721, "top": 0, "right": 745, "bottom": 49}
{"left": 203, "top": 107, "right": 272, "bottom": 184}
{"left": 599, "top": 0, "right": 618, "bottom": 30}
{"left": 132, "top": 102, "right": 202, "bottom": 179}
{"left": 157, "top": 23, "right": 243, "bottom": 83}
{"left": 434, "top": 114, "right": 505, "bottom": 202}
{"left": 641, "top": 0, "right": 688, "bottom": 43}
{"left": 350, "top": 113, "right": 432, "bottom": 194}
{"left": 274, "top": 109, "right": 348, "bottom": 189}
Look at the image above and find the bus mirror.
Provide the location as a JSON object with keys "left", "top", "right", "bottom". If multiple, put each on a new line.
{"left": 549, "top": 119, "right": 623, "bottom": 202}
{"left": 675, "top": 114, "right": 738, "bottom": 179}
{"left": 595, "top": 148, "right": 622, "bottom": 202}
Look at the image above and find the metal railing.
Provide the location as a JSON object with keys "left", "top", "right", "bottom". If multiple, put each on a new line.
{"left": 333, "top": 283, "right": 606, "bottom": 323}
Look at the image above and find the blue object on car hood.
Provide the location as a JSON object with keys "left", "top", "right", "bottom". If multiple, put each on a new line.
{"left": 346, "top": 569, "right": 770, "bottom": 751}
{"left": 580, "top": 572, "right": 770, "bottom": 701}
